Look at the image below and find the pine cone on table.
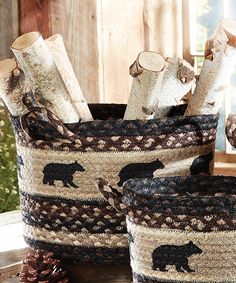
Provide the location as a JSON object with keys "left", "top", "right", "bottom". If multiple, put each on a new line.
{"left": 18, "top": 249, "right": 69, "bottom": 283}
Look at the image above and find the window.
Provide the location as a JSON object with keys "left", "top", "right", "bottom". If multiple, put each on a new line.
{"left": 187, "top": 0, "right": 236, "bottom": 160}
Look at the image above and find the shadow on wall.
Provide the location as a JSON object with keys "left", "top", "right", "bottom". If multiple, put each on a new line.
{"left": 0, "top": 103, "right": 18, "bottom": 213}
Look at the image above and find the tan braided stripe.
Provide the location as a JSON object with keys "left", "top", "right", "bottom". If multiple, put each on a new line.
{"left": 16, "top": 129, "right": 216, "bottom": 152}
{"left": 127, "top": 220, "right": 236, "bottom": 282}
{"left": 132, "top": 272, "right": 231, "bottom": 283}
{"left": 127, "top": 211, "right": 236, "bottom": 232}
{"left": 20, "top": 192, "right": 126, "bottom": 234}
{"left": 23, "top": 223, "right": 128, "bottom": 248}
{"left": 17, "top": 143, "right": 214, "bottom": 200}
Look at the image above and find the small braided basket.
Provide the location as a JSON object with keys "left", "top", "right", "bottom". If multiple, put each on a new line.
{"left": 98, "top": 176, "right": 236, "bottom": 282}
{"left": 226, "top": 113, "right": 236, "bottom": 148}
{"left": 11, "top": 104, "right": 218, "bottom": 264}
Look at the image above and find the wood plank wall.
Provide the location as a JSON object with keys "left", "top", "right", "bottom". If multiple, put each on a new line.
{"left": 1, "top": 0, "right": 184, "bottom": 103}
{"left": 50, "top": 0, "right": 101, "bottom": 103}
{"left": 0, "top": 0, "right": 18, "bottom": 59}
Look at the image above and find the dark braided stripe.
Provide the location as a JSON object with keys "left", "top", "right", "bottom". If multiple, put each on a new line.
{"left": 69, "top": 114, "right": 219, "bottom": 137}
{"left": 20, "top": 191, "right": 126, "bottom": 234}
{"left": 12, "top": 112, "right": 218, "bottom": 138}
{"left": 123, "top": 176, "right": 236, "bottom": 216}
{"left": 123, "top": 195, "right": 236, "bottom": 216}
{"left": 15, "top": 129, "right": 216, "bottom": 152}
{"left": 127, "top": 211, "right": 236, "bottom": 232}
{"left": 124, "top": 175, "right": 236, "bottom": 196}
{"left": 21, "top": 213, "right": 126, "bottom": 234}
{"left": 24, "top": 237, "right": 130, "bottom": 264}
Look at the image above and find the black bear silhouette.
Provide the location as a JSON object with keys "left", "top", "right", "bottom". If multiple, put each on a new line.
{"left": 152, "top": 241, "right": 202, "bottom": 273}
{"left": 190, "top": 152, "right": 213, "bottom": 175}
{"left": 117, "top": 158, "right": 165, "bottom": 187}
{"left": 43, "top": 161, "right": 85, "bottom": 188}
{"left": 17, "top": 155, "right": 24, "bottom": 179}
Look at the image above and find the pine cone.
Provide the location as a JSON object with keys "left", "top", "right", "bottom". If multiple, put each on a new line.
{"left": 18, "top": 249, "right": 69, "bottom": 283}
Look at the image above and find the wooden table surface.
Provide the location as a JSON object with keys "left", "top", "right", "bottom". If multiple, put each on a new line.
{"left": 0, "top": 210, "right": 132, "bottom": 283}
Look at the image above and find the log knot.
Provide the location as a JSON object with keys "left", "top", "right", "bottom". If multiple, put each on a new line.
{"left": 129, "top": 60, "right": 143, "bottom": 77}
{"left": 7, "top": 68, "right": 25, "bottom": 94}
{"left": 177, "top": 63, "right": 195, "bottom": 84}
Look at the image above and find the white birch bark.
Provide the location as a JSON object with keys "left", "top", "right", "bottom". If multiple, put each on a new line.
{"left": 185, "top": 19, "right": 236, "bottom": 116}
{"left": 0, "top": 58, "right": 32, "bottom": 116}
{"left": 11, "top": 32, "right": 80, "bottom": 123}
{"left": 154, "top": 57, "right": 195, "bottom": 118}
{"left": 124, "top": 51, "right": 166, "bottom": 120}
{"left": 46, "top": 34, "right": 93, "bottom": 121}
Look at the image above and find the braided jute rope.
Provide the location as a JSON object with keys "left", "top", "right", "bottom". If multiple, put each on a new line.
{"left": 13, "top": 105, "right": 219, "bottom": 264}
{"left": 97, "top": 175, "right": 236, "bottom": 281}
{"left": 24, "top": 237, "right": 129, "bottom": 264}
{"left": 17, "top": 143, "right": 214, "bottom": 200}
{"left": 23, "top": 223, "right": 128, "bottom": 248}
{"left": 132, "top": 272, "right": 234, "bottom": 283}
{"left": 127, "top": 220, "right": 236, "bottom": 282}
{"left": 20, "top": 107, "right": 82, "bottom": 144}
{"left": 226, "top": 113, "right": 236, "bottom": 148}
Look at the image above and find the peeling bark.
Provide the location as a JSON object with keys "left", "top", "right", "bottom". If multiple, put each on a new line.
{"left": 124, "top": 51, "right": 166, "bottom": 120}
{"left": 154, "top": 57, "right": 195, "bottom": 118}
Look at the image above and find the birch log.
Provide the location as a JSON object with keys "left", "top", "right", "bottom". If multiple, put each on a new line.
{"left": 124, "top": 51, "right": 166, "bottom": 120}
{"left": 0, "top": 58, "right": 32, "bottom": 116}
{"left": 11, "top": 31, "right": 80, "bottom": 123}
{"left": 185, "top": 19, "right": 236, "bottom": 116}
{"left": 46, "top": 34, "right": 93, "bottom": 121}
{"left": 154, "top": 57, "right": 195, "bottom": 118}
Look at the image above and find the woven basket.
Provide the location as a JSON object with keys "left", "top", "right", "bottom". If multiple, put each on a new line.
{"left": 226, "top": 113, "right": 236, "bottom": 148}
{"left": 98, "top": 176, "right": 236, "bottom": 282}
{"left": 12, "top": 104, "right": 219, "bottom": 264}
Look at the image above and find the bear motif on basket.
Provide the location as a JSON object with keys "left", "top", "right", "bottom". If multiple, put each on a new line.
{"left": 12, "top": 104, "right": 219, "bottom": 264}
{"left": 98, "top": 175, "right": 236, "bottom": 282}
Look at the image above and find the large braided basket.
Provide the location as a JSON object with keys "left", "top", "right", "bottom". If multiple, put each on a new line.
{"left": 12, "top": 104, "right": 219, "bottom": 264}
{"left": 98, "top": 176, "right": 236, "bottom": 282}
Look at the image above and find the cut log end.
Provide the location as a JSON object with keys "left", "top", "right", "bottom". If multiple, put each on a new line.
{"left": 0, "top": 59, "right": 25, "bottom": 95}
{"left": 11, "top": 31, "right": 41, "bottom": 51}
{"left": 0, "top": 59, "right": 17, "bottom": 77}
{"left": 129, "top": 51, "right": 165, "bottom": 78}
{"left": 138, "top": 51, "right": 165, "bottom": 72}
{"left": 46, "top": 34, "right": 62, "bottom": 43}
{"left": 0, "top": 58, "right": 31, "bottom": 116}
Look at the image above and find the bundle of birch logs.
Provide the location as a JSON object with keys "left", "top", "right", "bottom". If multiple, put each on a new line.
{"left": 0, "top": 19, "right": 236, "bottom": 125}
{"left": 125, "top": 19, "right": 236, "bottom": 120}
{"left": 0, "top": 32, "right": 93, "bottom": 123}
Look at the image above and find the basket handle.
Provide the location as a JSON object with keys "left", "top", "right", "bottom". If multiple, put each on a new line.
{"left": 20, "top": 107, "right": 81, "bottom": 143}
{"left": 96, "top": 178, "right": 128, "bottom": 214}
{"left": 226, "top": 113, "right": 236, "bottom": 148}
